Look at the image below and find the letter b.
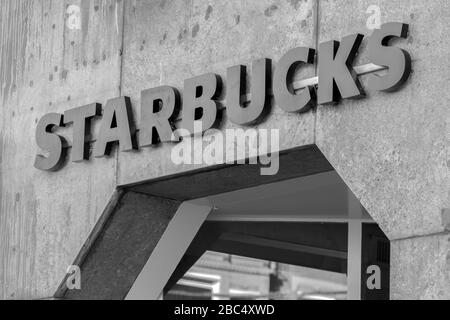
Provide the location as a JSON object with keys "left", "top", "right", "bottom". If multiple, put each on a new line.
{"left": 181, "top": 73, "right": 222, "bottom": 135}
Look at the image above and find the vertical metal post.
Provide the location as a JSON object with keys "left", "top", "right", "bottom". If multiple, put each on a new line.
{"left": 347, "top": 220, "right": 362, "bottom": 300}
{"left": 347, "top": 190, "right": 363, "bottom": 300}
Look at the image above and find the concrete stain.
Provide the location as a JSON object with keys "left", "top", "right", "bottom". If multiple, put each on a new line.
{"left": 160, "top": 32, "right": 168, "bottom": 45}
{"left": 205, "top": 5, "right": 213, "bottom": 21}
{"left": 264, "top": 5, "right": 278, "bottom": 17}
{"left": 192, "top": 24, "right": 200, "bottom": 38}
{"left": 60, "top": 70, "right": 68, "bottom": 80}
{"left": 178, "top": 28, "right": 188, "bottom": 43}
{"left": 290, "top": 0, "right": 302, "bottom": 10}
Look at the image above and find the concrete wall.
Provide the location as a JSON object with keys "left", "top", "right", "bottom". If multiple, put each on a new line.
{"left": 314, "top": 0, "right": 450, "bottom": 299}
{"left": 1, "top": 0, "right": 449, "bottom": 299}
{"left": 1, "top": 0, "right": 123, "bottom": 299}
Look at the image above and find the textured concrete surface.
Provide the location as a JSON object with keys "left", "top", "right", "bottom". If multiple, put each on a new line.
{"left": 118, "top": 0, "right": 317, "bottom": 185}
{"left": 0, "top": 0, "right": 123, "bottom": 299}
{"left": 316, "top": 0, "right": 450, "bottom": 240}
{"left": 390, "top": 233, "right": 450, "bottom": 300}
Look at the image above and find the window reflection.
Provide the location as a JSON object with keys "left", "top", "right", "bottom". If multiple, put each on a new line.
{"left": 165, "top": 251, "right": 347, "bottom": 300}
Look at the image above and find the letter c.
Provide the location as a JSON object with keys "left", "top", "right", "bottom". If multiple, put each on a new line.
{"left": 273, "top": 47, "right": 316, "bottom": 113}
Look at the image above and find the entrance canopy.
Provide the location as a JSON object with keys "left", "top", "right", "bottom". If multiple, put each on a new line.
{"left": 55, "top": 146, "right": 388, "bottom": 300}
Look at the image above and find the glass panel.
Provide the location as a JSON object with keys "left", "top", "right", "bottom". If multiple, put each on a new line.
{"left": 360, "top": 223, "right": 390, "bottom": 300}
{"left": 165, "top": 251, "right": 347, "bottom": 300}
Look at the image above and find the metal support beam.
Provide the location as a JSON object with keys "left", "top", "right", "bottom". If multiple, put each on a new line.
{"left": 126, "top": 199, "right": 213, "bottom": 300}
{"left": 347, "top": 190, "right": 364, "bottom": 300}
{"left": 219, "top": 232, "right": 347, "bottom": 259}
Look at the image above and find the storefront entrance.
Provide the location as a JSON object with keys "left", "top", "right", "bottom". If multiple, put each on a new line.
{"left": 55, "top": 146, "right": 391, "bottom": 300}
{"left": 127, "top": 171, "right": 390, "bottom": 300}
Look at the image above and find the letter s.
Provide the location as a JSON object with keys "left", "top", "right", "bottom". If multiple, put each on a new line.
{"left": 34, "top": 113, "right": 66, "bottom": 171}
{"left": 368, "top": 22, "right": 412, "bottom": 92}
